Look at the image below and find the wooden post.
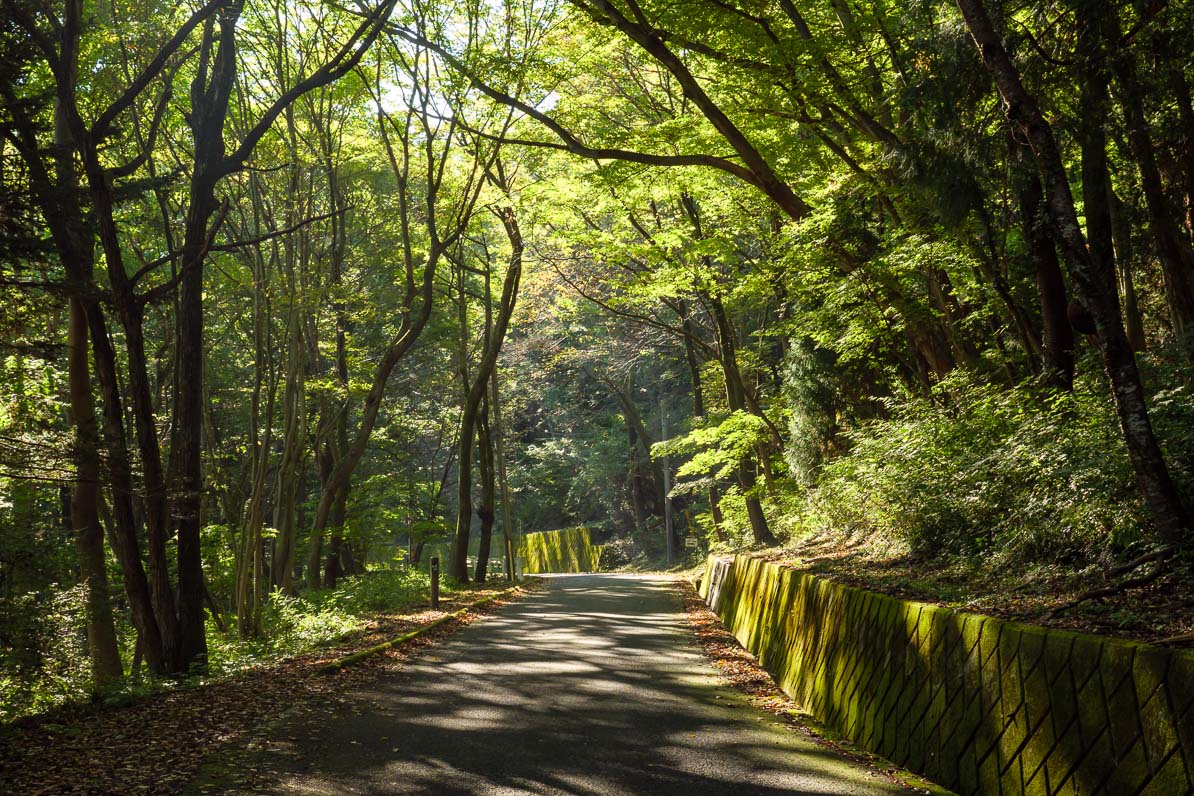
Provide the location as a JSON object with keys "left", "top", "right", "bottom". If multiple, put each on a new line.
{"left": 430, "top": 556, "right": 440, "bottom": 610}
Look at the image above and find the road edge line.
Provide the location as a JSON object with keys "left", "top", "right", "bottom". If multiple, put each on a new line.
{"left": 318, "top": 584, "right": 523, "bottom": 674}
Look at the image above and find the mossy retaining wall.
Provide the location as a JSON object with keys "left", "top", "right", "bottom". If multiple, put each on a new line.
{"left": 518, "top": 527, "right": 604, "bottom": 573}
{"left": 699, "top": 554, "right": 1194, "bottom": 795}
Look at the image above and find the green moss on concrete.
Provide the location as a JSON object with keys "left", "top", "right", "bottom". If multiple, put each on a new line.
{"left": 517, "top": 527, "right": 603, "bottom": 574}
{"left": 700, "top": 553, "right": 1194, "bottom": 795}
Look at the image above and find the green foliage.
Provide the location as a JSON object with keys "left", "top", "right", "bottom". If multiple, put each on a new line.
{"left": 512, "top": 414, "right": 634, "bottom": 530}
{"left": 703, "top": 485, "right": 763, "bottom": 550}
{"left": 782, "top": 341, "right": 845, "bottom": 484}
{"left": 246, "top": 569, "right": 437, "bottom": 660}
{"left": 306, "top": 569, "right": 434, "bottom": 616}
{"left": 0, "top": 568, "right": 435, "bottom": 723}
{"left": 786, "top": 371, "right": 1150, "bottom": 561}
{"left": 654, "top": 411, "right": 770, "bottom": 481}
{"left": 261, "top": 591, "right": 361, "bottom": 652}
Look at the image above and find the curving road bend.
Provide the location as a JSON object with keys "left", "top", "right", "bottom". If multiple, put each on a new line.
{"left": 209, "top": 574, "right": 910, "bottom": 795}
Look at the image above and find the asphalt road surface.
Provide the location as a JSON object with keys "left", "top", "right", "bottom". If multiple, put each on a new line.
{"left": 217, "top": 574, "right": 910, "bottom": 795}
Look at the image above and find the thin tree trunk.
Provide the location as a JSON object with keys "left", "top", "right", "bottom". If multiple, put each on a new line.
{"left": 629, "top": 427, "right": 647, "bottom": 531}
{"left": 453, "top": 249, "right": 473, "bottom": 578}
{"left": 271, "top": 289, "right": 306, "bottom": 593}
{"left": 473, "top": 395, "right": 496, "bottom": 583}
{"left": 450, "top": 201, "right": 524, "bottom": 582}
{"left": 271, "top": 101, "right": 310, "bottom": 596}
{"left": 489, "top": 368, "right": 516, "bottom": 581}
{"left": 323, "top": 484, "right": 350, "bottom": 588}
{"left": 1112, "top": 43, "right": 1194, "bottom": 340}
{"left": 708, "top": 296, "right": 777, "bottom": 546}
{"left": 597, "top": 367, "right": 665, "bottom": 520}
{"left": 236, "top": 179, "right": 276, "bottom": 636}
{"left": 1109, "top": 181, "right": 1146, "bottom": 352}
{"left": 1012, "top": 142, "right": 1074, "bottom": 388}
{"left": 678, "top": 301, "right": 705, "bottom": 417}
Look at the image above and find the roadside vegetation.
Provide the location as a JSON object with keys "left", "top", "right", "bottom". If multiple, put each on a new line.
{"left": 0, "top": 568, "right": 443, "bottom": 722}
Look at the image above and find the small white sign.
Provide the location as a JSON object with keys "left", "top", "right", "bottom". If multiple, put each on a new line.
{"left": 684, "top": 537, "right": 698, "bottom": 549}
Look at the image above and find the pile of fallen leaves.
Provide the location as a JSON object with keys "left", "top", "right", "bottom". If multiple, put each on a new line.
{"left": 677, "top": 581, "right": 935, "bottom": 794}
{"left": 0, "top": 583, "right": 537, "bottom": 795}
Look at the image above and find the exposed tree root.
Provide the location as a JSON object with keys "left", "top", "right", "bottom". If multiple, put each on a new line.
{"left": 1157, "top": 632, "right": 1194, "bottom": 647}
{"left": 1106, "top": 544, "right": 1176, "bottom": 577}
{"left": 1042, "top": 549, "right": 1171, "bottom": 620}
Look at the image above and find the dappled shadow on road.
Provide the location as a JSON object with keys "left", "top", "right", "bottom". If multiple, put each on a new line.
{"left": 237, "top": 575, "right": 905, "bottom": 796}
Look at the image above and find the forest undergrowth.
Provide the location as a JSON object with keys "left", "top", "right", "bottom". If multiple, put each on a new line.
{"left": 682, "top": 351, "right": 1194, "bottom": 645}
{"left": 2, "top": 569, "right": 451, "bottom": 724}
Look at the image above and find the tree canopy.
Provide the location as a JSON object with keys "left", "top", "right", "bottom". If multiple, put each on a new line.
{"left": 2, "top": 0, "right": 1193, "bottom": 719}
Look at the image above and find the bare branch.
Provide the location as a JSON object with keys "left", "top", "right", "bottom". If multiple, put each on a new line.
{"left": 129, "top": 207, "right": 346, "bottom": 286}
{"left": 106, "top": 46, "right": 199, "bottom": 179}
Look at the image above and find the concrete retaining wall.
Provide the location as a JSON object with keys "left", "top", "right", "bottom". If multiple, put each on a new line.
{"left": 699, "top": 554, "right": 1194, "bottom": 795}
{"left": 518, "top": 527, "right": 604, "bottom": 573}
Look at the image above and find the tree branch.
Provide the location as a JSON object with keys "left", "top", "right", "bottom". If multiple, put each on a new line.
{"left": 90, "top": 0, "right": 225, "bottom": 139}
{"left": 384, "top": 25, "right": 765, "bottom": 188}
{"left": 222, "top": 0, "right": 397, "bottom": 174}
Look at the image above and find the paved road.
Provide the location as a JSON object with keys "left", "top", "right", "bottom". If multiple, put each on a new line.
{"left": 223, "top": 574, "right": 908, "bottom": 795}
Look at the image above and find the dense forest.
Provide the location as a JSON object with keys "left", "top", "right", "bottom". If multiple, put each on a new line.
{"left": 2, "top": 0, "right": 1193, "bottom": 720}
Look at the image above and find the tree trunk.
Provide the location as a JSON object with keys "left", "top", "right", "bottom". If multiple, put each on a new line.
{"left": 598, "top": 368, "right": 665, "bottom": 520}
{"left": 322, "top": 484, "right": 350, "bottom": 588}
{"left": 271, "top": 283, "right": 306, "bottom": 594}
{"left": 236, "top": 185, "right": 275, "bottom": 636}
{"left": 67, "top": 296, "right": 123, "bottom": 685}
{"left": 84, "top": 306, "right": 167, "bottom": 673}
{"left": 1109, "top": 181, "right": 1146, "bottom": 352}
{"left": 49, "top": 55, "right": 123, "bottom": 684}
{"left": 678, "top": 301, "right": 706, "bottom": 417}
{"left": 311, "top": 434, "right": 335, "bottom": 590}
{"left": 1112, "top": 46, "right": 1194, "bottom": 341}
{"left": 450, "top": 204, "right": 524, "bottom": 582}
{"left": 171, "top": 174, "right": 220, "bottom": 671}
{"left": 473, "top": 396, "right": 496, "bottom": 583}
{"left": 490, "top": 368, "right": 516, "bottom": 582}
{"left": 1012, "top": 142, "right": 1074, "bottom": 388}
{"left": 1149, "top": 25, "right": 1194, "bottom": 244}
{"left": 708, "top": 484, "right": 726, "bottom": 542}
{"left": 708, "top": 296, "right": 777, "bottom": 546}
{"left": 11, "top": 31, "right": 168, "bottom": 671}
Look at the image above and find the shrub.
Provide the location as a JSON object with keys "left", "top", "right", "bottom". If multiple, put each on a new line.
{"left": 263, "top": 590, "right": 360, "bottom": 652}
{"left": 306, "top": 569, "right": 431, "bottom": 616}
{"left": 787, "top": 371, "right": 1152, "bottom": 563}
{"left": 0, "top": 585, "right": 90, "bottom": 721}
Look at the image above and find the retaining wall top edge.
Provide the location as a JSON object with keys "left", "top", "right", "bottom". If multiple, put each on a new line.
{"left": 713, "top": 552, "right": 1194, "bottom": 662}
